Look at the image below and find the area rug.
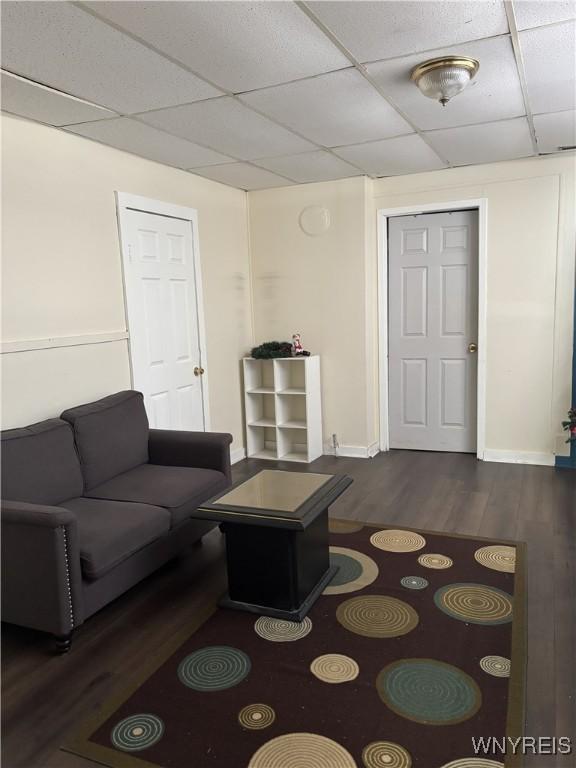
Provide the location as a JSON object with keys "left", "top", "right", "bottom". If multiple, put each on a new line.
{"left": 63, "top": 522, "right": 526, "bottom": 768}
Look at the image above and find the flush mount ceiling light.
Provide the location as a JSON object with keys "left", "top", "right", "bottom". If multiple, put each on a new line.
{"left": 411, "top": 56, "right": 479, "bottom": 107}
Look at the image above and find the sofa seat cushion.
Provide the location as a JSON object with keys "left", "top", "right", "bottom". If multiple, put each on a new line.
{"left": 85, "top": 464, "right": 228, "bottom": 527}
{"left": 61, "top": 497, "right": 170, "bottom": 580}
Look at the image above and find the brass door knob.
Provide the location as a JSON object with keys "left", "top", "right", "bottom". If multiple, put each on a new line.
{"left": 468, "top": 343, "right": 478, "bottom": 353}
{"left": 194, "top": 366, "right": 205, "bottom": 376}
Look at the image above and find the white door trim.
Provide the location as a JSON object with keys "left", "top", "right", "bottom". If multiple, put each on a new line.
{"left": 377, "top": 199, "right": 488, "bottom": 460}
{"left": 115, "top": 191, "right": 211, "bottom": 430}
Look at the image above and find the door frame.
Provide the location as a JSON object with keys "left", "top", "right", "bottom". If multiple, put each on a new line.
{"left": 115, "top": 191, "right": 211, "bottom": 430}
{"left": 377, "top": 199, "right": 488, "bottom": 459}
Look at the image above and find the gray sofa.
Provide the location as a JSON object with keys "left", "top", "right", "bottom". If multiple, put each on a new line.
{"left": 1, "top": 390, "right": 232, "bottom": 652}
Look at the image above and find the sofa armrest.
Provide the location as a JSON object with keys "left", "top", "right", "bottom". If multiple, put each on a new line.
{"left": 1, "top": 500, "right": 84, "bottom": 635}
{"left": 148, "top": 429, "right": 233, "bottom": 481}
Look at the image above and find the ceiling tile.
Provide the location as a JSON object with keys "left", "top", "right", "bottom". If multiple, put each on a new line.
{"left": 513, "top": 0, "right": 576, "bottom": 31}
{"left": 0, "top": 1, "right": 221, "bottom": 114}
{"left": 366, "top": 36, "right": 525, "bottom": 131}
{"left": 191, "top": 163, "right": 292, "bottom": 191}
{"left": 241, "top": 69, "right": 412, "bottom": 147}
{"left": 425, "top": 117, "right": 534, "bottom": 165}
{"left": 533, "top": 110, "right": 576, "bottom": 153}
{"left": 1, "top": 71, "right": 116, "bottom": 126}
{"left": 255, "top": 150, "right": 362, "bottom": 183}
{"left": 333, "top": 134, "right": 446, "bottom": 176}
{"left": 82, "top": 1, "right": 350, "bottom": 93}
{"left": 306, "top": 0, "right": 509, "bottom": 63}
{"left": 139, "top": 98, "right": 315, "bottom": 161}
{"left": 520, "top": 21, "right": 576, "bottom": 114}
{"left": 64, "top": 117, "right": 232, "bottom": 169}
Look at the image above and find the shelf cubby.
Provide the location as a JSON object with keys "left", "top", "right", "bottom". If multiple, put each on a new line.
{"left": 242, "top": 356, "right": 322, "bottom": 463}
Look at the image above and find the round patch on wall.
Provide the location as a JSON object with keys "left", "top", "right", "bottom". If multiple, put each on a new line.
{"left": 299, "top": 206, "right": 331, "bottom": 237}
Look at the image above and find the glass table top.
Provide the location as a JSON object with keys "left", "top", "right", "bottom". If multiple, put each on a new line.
{"left": 212, "top": 470, "right": 333, "bottom": 513}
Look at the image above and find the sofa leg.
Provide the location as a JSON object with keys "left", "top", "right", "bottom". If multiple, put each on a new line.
{"left": 54, "top": 631, "right": 73, "bottom": 654}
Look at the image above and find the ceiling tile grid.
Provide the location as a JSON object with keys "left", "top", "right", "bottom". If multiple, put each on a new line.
{"left": 1, "top": 0, "right": 574, "bottom": 189}
{"left": 190, "top": 162, "right": 293, "bottom": 191}
{"left": 64, "top": 117, "right": 234, "bottom": 169}
{"left": 240, "top": 68, "right": 413, "bottom": 146}
{"left": 138, "top": 97, "right": 316, "bottom": 160}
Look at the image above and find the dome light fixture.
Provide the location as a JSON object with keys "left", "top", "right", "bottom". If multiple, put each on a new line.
{"left": 411, "top": 56, "right": 479, "bottom": 107}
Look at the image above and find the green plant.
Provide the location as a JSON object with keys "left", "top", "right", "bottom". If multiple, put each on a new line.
{"left": 561, "top": 406, "right": 576, "bottom": 443}
{"left": 250, "top": 341, "right": 293, "bottom": 359}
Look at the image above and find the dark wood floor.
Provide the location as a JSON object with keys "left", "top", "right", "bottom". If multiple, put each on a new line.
{"left": 2, "top": 451, "right": 575, "bottom": 767}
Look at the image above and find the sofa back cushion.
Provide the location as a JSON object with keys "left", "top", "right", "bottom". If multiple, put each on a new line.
{"left": 1, "top": 419, "right": 84, "bottom": 504}
{"left": 61, "top": 390, "right": 149, "bottom": 490}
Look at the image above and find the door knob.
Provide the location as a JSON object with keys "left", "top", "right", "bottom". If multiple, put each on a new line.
{"left": 194, "top": 366, "right": 205, "bottom": 376}
{"left": 468, "top": 343, "right": 478, "bottom": 353}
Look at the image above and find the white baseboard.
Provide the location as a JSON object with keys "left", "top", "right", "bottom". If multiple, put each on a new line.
{"left": 230, "top": 447, "right": 247, "bottom": 465}
{"left": 324, "top": 443, "right": 380, "bottom": 459}
{"left": 482, "top": 449, "right": 555, "bottom": 467}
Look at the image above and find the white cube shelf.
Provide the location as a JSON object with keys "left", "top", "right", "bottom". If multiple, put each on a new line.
{"left": 243, "top": 356, "right": 322, "bottom": 463}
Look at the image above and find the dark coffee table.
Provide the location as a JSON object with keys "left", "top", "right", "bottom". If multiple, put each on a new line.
{"left": 197, "top": 469, "right": 353, "bottom": 621}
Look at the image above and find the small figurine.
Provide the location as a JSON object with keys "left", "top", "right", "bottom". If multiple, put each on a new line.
{"left": 291, "top": 333, "right": 310, "bottom": 357}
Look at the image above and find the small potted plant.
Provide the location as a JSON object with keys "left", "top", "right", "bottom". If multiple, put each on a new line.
{"left": 561, "top": 406, "right": 576, "bottom": 443}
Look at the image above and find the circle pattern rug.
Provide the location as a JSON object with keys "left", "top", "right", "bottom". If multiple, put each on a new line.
{"left": 474, "top": 545, "right": 516, "bottom": 573}
{"left": 434, "top": 583, "right": 513, "bottom": 625}
{"left": 310, "top": 654, "right": 359, "bottom": 684}
{"left": 238, "top": 704, "right": 276, "bottom": 730}
{"left": 376, "top": 659, "right": 482, "bottom": 725}
{"left": 254, "top": 616, "right": 312, "bottom": 642}
{"left": 362, "top": 740, "right": 412, "bottom": 767}
{"left": 68, "top": 522, "right": 524, "bottom": 768}
{"left": 336, "top": 595, "right": 418, "bottom": 638}
{"left": 417, "top": 553, "right": 453, "bottom": 569}
{"left": 178, "top": 646, "right": 251, "bottom": 691}
{"left": 323, "top": 547, "right": 379, "bottom": 595}
{"left": 110, "top": 714, "right": 164, "bottom": 752}
{"left": 248, "top": 733, "right": 357, "bottom": 768}
{"left": 370, "top": 529, "right": 426, "bottom": 553}
{"left": 479, "top": 656, "right": 511, "bottom": 677}
{"left": 400, "top": 576, "right": 428, "bottom": 590}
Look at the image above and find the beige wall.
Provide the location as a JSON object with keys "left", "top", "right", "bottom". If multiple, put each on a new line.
{"left": 2, "top": 112, "right": 574, "bottom": 465}
{"left": 1, "top": 114, "right": 253, "bottom": 455}
{"left": 249, "top": 176, "right": 377, "bottom": 455}
{"left": 249, "top": 154, "right": 576, "bottom": 462}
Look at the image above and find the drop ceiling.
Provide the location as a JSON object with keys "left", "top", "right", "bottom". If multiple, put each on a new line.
{"left": 1, "top": 1, "right": 575, "bottom": 191}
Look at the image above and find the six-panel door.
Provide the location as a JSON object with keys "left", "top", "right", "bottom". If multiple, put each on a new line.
{"left": 388, "top": 210, "right": 478, "bottom": 452}
{"left": 123, "top": 208, "right": 205, "bottom": 430}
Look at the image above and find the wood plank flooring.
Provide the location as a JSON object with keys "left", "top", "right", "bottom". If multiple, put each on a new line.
{"left": 2, "top": 451, "right": 575, "bottom": 767}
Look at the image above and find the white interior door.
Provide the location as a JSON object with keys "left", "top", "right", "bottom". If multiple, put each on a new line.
{"left": 121, "top": 207, "right": 206, "bottom": 431}
{"left": 388, "top": 210, "right": 478, "bottom": 452}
